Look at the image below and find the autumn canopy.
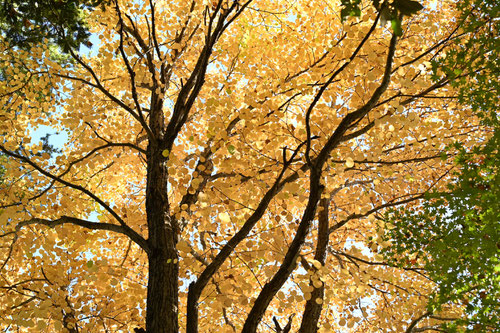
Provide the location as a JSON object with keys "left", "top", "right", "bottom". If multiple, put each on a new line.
{"left": 0, "top": 0, "right": 497, "bottom": 332}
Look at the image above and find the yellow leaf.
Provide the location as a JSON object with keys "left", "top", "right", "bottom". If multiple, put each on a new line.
{"left": 218, "top": 212, "right": 231, "bottom": 223}
{"left": 313, "top": 279, "right": 323, "bottom": 288}
{"left": 311, "top": 259, "right": 322, "bottom": 269}
{"left": 345, "top": 157, "right": 354, "bottom": 168}
{"left": 176, "top": 240, "right": 191, "bottom": 253}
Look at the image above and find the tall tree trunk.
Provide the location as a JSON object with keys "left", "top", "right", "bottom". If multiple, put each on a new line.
{"left": 298, "top": 197, "right": 330, "bottom": 333}
{"left": 145, "top": 133, "right": 179, "bottom": 332}
{"left": 146, "top": 250, "right": 178, "bottom": 333}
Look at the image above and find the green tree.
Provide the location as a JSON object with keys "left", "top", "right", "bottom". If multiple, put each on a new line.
{"left": 0, "top": 0, "right": 107, "bottom": 51}
{"left": 382, "top": 122, "right": 499, "bottom": 331}
{"left": 381, "top": 0, "right": 500, "bottom": 331}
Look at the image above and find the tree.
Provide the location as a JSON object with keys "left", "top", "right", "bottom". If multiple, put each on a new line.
{"left": 0, "top": 0, "right": 492, "bottom": 332}
{"left": 0, "top": 0, "right": 107, "bottom": 51}
{"left": 381, "top": 1, "right": 499, "bottom": 330}
{"left": 382, "top": 118, "right": 499, "bottom": 332}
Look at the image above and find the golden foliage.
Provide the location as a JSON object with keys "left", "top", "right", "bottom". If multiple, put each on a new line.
{"left": 0, "top": 0, "right": 485, "bottom": 331}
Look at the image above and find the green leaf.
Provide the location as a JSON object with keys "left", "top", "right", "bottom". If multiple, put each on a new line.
{"left": 391, "top": 18, "right": 403, "bottom": 36}
{"left": 341, "top": 7, "right": 350, "bottom": 21}
{"left": 340, "top": 2, "right": 361, "bottom": 21}
{"left": 86, "top": 260, "right": 94, "bottom": 268}
{"left": 352, "top": 7, "right": 361, "bottom": 17}
{"left": 227, "top": 145, "right": 236, "bottom": 155}
{"left": 393, "top": 0, "right": 424, "bottom": 16}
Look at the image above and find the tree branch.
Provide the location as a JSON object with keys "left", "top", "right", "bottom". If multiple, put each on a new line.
{"left": 242, "top": 29, "right": 398, "bottom": 333}
{"left": 298, "top": 195, "right": 331, "bottom": 333}
{"left": 0, "top": 146, "right": 149, "bottom": 253}
{"left": 186, "top": 137, "right": 307, "bottom": 333}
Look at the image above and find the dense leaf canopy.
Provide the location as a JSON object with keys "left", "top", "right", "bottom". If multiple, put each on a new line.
{"left": 0, "top": 0, "right": 497, "bottom": 332}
